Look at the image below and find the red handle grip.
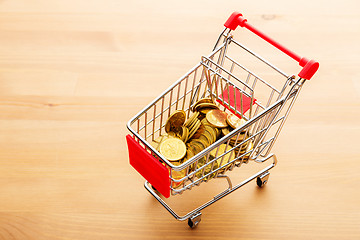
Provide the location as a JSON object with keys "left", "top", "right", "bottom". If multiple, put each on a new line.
{"left": 224, "top": 12, "right": 319, "bottom": 80}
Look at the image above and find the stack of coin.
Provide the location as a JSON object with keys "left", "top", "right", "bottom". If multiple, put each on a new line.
{"left": 195, "top": 155, "right": 219, "bottom": 181}
{"left": 191, "top": 98, "right": 219, "bottom": 119}
{"left": 151, "top": 97, "right": 255, "bottom": 188}
{"left": 210, "top": 144, "right": 235, "bottom": 173}
{"left": 171, "top": 160, "right": 187, "bottom": 188}
{"left": 184, "top": 112, "right": 201, "bottom": 141}
{"left": 224, "top": 112, "right": 254, "bottom": 162}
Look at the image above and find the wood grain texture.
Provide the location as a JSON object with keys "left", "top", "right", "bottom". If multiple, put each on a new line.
{"left": 0, "top": 0, "right": 359, "bottom": 239}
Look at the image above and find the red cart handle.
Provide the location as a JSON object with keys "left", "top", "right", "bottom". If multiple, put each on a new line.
{"left": 224, "top": 12, "right": 319, "bottom": 80}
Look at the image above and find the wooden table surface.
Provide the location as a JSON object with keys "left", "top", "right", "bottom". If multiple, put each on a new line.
{"left": 0, "top": 1, "right": 359, "bottom": 239}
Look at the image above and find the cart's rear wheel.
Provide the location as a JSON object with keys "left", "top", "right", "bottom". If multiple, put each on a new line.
{"left": 257, "top": 171, "right": 270, "bottom": 187}
{"left": 188, "top": 212, "right": 202, "bottom": 228}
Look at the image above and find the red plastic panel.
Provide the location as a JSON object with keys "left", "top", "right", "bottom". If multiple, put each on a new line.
{"left": 126, "top": 134, "right": 170, "bottom": 198}
{"left": 217, "top": 85, "right": 256, "bottom": 118}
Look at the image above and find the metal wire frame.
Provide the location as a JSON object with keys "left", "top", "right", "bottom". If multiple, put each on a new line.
{"left": 144, "top": 154, "right": 277, "bottom": 222}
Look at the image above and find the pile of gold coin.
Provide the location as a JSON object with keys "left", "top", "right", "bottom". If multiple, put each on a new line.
{"left": 150, "top": 98, "right": 254, "bottom": 188}
{"left": 221, "top": 112, "right": 254, "bottom": 162}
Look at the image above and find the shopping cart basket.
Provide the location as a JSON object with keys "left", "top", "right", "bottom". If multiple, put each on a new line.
{"left": 126, "top": 11, "right": 319, "bottom": 228}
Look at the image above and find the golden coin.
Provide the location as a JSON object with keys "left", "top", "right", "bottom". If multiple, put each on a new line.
{"left": 185, "top": 147, "right": 195, "bottom": 161}
{"left": 184, "top": 112, "right": 199, "bottom": 128}
{"left": 199, "top": 108, "right": 216, "bottom": 115}
{"left": 184, "top": 147, "right": 197, "bottom": 172}
{"left": 192, "top": 138, "right": 208, "bottom": 150}
{"left": 204, "top": 125, "right": 217, "bottom": 143}
{"left": 210, "top": 144, "right": 235, "bottom": 171}
{"left": 190, "top": 140, "right": 204, "bottom": 154}
{"left": 235, "top": 138, "right": 250, "bottom": 154}
{"left": 171, "top": 160, "right": 186, "bottom": 188}
{"left": 203, "top": 130, "right": 215, "bottom": 145}
{"left": 199, "top": 134, "right": 211, "bottom": 147}
{"left": 183, "top": 126, "right": 190, "bottom": 142}
{"left": 215, "top": 127, "right": 221, "bottom": 139}
{"left": 167, "top": 131, "right": 177, "bottom": 138}
{"left": 195, "top": 156, "right": 218, "bottom": 180}
{"left": 177, "top": 126, "right": 188, "bottom": 142}
{"left": 190, "top": 123, "right": 205, "bottom": 139}
{"left": 159, "top": 137, "right": 186, "bottom": 161}
{"left": 221, "top": 127, "right": 232, "bottom": 136}
{"left": 191, "top": 98, "right": 214, "bottom": 111}
{"left": 188, "top": 119, "right": 201, "bottom": 140}
{"left": 201, "top": 118, "right": 211, "bottom": 126}
{"left": 205, "top": 129, "right": 216, "bottom": 145}
{"left": 165, "top": 110, "right": 186, "bottom": 133}
{"left": 206, "top": 109, "right": 228, "bottom": 128}
{"left": 229, "top": 133, "right": 247, "bottom": 146}
{"left": 194, "top": 103, "right": 219, "bottom": 112}
{"left": 226, "top": 113, "right": 247, "bottom": 129}
{"left": 187, "top": 117, "right": 199, "bottom": 133}
{"left": 187, "top": 144, "right": 199, "bottom": 159}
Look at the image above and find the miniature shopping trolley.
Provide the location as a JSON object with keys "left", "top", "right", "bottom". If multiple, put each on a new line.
{"left": 126, "top": 11, "right": 319, "bottom": 228}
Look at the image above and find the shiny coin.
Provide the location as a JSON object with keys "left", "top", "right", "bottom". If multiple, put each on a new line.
{"left": 194, "top": 103, "right": 219, "bottom": 112}
{"left": 199, "top": 108, "right": 216, "bottom": 115}
{"left": 171, "top": 160, "right": 187, "bottom": 188}
{"left": 185, "top": 147, "right": 195, "bottom": 161}
{"left": 210, "top": 144, "right": 235, "bottom": 170}
{"left": 226, "top": 113, "right": 247, "bottom": 129}
{"left": 221, "top": 127, "right": 232, "bottom": 136}
{"left": 204, "top": 125, "right": 217, "bottom": 143}
{"left": 191, "top": 98, "right": 214, "bottom": 111}
{"left": 178, "top": 126, "right": 189, "bottom": 142}
{"left": 188, "top": 119, "right": 201, "bottom": 140}
{"left": 201, "top": 118, "right": 212, "bottom": 126}
{"left": 165, "top": 110, "right": 186, "bottom": 133}
{"left": 206, "top": 109, "right": 228, "bottom": 128}
{"left": 187, "top": 142, "right": 199, "bottom": 156}
{"left": 199, "top": 134, "right": 211, "bottom": 147}
{"left": 190, "top": 140, "right": 204, "bottom": 154}
{"left": 167, "top": 131, "right": 177, "bottom": 138}
{"left": 229, "top": 132, "right": 247, "bottom": 146}
{"left": 215, "top": 127, "right": 221, "bottom": 138}
{"left": 188, "top": 117, "right": 199, "bottom": 133}
{"left": 159, "top": 137, "right": 186, "bottom": 161}
{"left": 192, "top": 138, "right": 208, "bottom": 150}
{"left": 195, "top": 156, "right": 218, "bottom": 181}
{"left": 191, "top": 123, "right": 205, "bottom": 140}
{"left": 184, "top": 112, "right": 199, "bottom": 128}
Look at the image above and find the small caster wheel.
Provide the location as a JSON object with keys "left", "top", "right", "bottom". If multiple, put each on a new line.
{"left": 188, "top": 212, "right": 202, "bottom": 228}
{"left": 257, "top": 171, "right": 270, "bottom": 187}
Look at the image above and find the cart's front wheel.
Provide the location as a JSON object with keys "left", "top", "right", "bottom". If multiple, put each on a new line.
{"left": 188, "top": 212, "right": 202, "bottom": 228}
{"left": 257, "top": 171, "right": 270, "bottom": 187}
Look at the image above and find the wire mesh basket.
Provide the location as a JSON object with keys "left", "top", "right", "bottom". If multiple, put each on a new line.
{"left": 126, "top": 11, "right": 319, "bottom": 228}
